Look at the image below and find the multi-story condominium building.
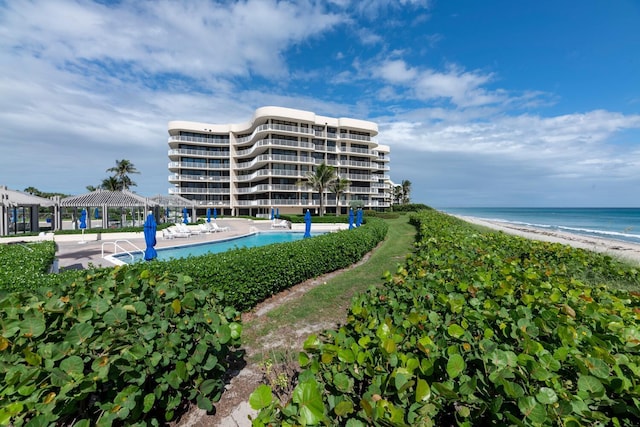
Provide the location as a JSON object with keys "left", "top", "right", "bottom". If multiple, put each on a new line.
{"left": 168, "top": 106, "right": 391, "bottom": 217}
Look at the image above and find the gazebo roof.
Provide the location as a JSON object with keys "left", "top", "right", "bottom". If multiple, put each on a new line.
{"left": 59, "top": 190, "right": 159, "bottom": 208}
{"left": 149, "top": 194, "right": 196, "bottom": 207}
{"left": 0, "top": 186, "right": 55, "bottom": 207}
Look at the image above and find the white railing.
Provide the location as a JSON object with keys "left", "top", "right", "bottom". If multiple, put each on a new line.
{"left": 101, "top": 240, "right": 144, "bottom": 263}
{"left": 168, "top": 161, "right": 230, "bottom": 170}
{"left": 339, "top": 133, "right": 371, "bottom": 142}
{"left": 169, "top": 188, "right": 230, "bottom": 195}
{"left": 168, "top": 148, "right": 230, "bottom": 157}
{"left": 235, "top": 123, "right": 315, "bottom": 144}
{"left": 168, "top": 135, "right": 230, "bottom": 145}
{"left": 236, "top": 138, "right": 314, "bottom": 157}
{"left": 168, "top": 174, "right": 230, "bottom": 182}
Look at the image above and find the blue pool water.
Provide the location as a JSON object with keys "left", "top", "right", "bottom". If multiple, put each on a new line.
{"left": 116, "top": 232, "right": 314, "bottom": 263}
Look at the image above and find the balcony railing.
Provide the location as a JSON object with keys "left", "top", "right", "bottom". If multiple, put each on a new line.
{"left": 169, "top": 188, "right": 230, "bottom": 195}
{"left": 168, "top": 135, "right": 229, "bottom": 145}
{"left": 168, "top": 148, "right": 230, "bottom": 158}
{"left": 168, "top": 174, "right": 230, "bottom": 182}
{"left": 339, "top": 133, "right": 371, "bottom": 142}
{"left": 236, "top": 138, "right": 314, "bottom": 157}
{"left": 236, "top": 184, "right": 300, "bottom": 194}
{"left": 168, "top": 161, "right": 230, "bottom": 170}
{"left": 236, "top": 154, "right": 314, "bottom": 170}
{"left": 235, "top": 123, "right": 315, "bottom": 144}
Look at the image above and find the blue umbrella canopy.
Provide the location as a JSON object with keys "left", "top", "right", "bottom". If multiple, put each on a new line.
{"left": 79, "top": 209, "right": 87, "bottom": 230}
{"left": 206, "top": 208, "right": 211, "bottom": 223}
{"left": 304, "top": 209, "right": 312, "bottom": 238}
{"left": 182, "top": 207, "right": 188, "bottom": 224}
{"left": 348, "top": 208, "right": 354, "bottom": 230}
{"left": 271, "top": 207, "right": 275, "bottom": 220}
{"left": 356, "top": 209, "right": 363, "bottom": 227}
{"left": 276, "top": 208, "right": 280, "bottom": 219}
{"left": 213, "top": 208, "right": 217, "bottom": 220}
{"left": 143, "top": 212, "right": 157, "bottom": 261}
{"left": 94, "top": 207, "right": 100, "bottom": 219}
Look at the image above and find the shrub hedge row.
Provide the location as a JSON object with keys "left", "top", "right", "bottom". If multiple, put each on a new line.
{"left": 148, "top": 218, "right": 388, "bottom": 312}
{"left": 251, "top": 210, "right": 640, "bottom": 426}
{"left": 1, "top": 219, "right": 388, "bottom": 425}
{"left": 0, "top": 242, "right": 56, "bottom": 292}
{"left": 0, "top": 266, "right": 242, "bottom": 426}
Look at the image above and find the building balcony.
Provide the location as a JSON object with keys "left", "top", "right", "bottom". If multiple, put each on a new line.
{"left": 235, "top": 123, "right": 315, "bottom": 144}
{"left": 235, "top": 138, "right": 314, "bottom": 158}
{"left": 168, "top": 174, "right": 230, "bottom": 183}
{"left": 236, "top": 154, "right": 314, "bottom": 170}
{"left": 169, "top": 187, "right": 230, "bottom": 195}
{"left": 168, "top": 135, "right": 230, "bottom": 145}
{"left": 168, "top": 161, "right": 230, "bottom": 171}
{"left": 168, "top": 148, "right": 230, "bottom": 159}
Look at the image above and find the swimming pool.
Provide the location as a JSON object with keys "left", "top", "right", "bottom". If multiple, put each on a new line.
{"left": 112, "top": 231, "right": 312, "bottom": 264}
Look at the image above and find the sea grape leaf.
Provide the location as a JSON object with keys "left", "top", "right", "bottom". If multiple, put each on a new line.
{"left": 447, "top": 354, "right": 465, "bottom": 378}
{"left": 249, "top": 384, "right": 273, "bottom": 410}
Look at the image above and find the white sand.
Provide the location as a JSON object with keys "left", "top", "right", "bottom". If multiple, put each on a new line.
{"left": 453, "top": 215, "right": 640, "bottom": 266}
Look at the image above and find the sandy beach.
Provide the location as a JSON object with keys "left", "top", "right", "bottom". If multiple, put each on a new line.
{"left": 454, "top": 215, "right": 640, "bottom": 266}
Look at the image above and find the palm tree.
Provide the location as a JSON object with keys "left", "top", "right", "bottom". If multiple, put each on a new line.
{"left": 23, "top": 186, "right": 39, "bottom": 196}
{"left": 101, "top": 176, "right": 120, "bottom": 191}
{"left": 329, "top": 178, "right": 349, "bottom": 216}
{"left": 401, "top": 180, "right": 412, "bottom": 204}
{"left": 86, "top": 185, "right": 98, "bottom": 192}
{"left": 106, "top": 159, "right": 139, "bottom": 190}
{"left": 303, "top": 162, "right": 337, "bottom": 216}
{"left": 393, "top": 185, "right": 403, "bottom": 205}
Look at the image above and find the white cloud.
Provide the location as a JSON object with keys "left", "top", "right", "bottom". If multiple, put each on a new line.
{"left": 380, "top": 110, "right": 640, "bottom": 185}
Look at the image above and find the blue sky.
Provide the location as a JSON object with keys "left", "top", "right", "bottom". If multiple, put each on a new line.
{"left": 1, "top": 0, "right": 639, "bottom": 207}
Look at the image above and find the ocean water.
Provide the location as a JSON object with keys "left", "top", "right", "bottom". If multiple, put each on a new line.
{"left": 441, "top": 207, "right": 640, "bottom": 245}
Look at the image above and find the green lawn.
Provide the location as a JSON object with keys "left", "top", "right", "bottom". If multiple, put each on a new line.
{"left": 242, "top": 215, "right": 416, "bottom": 353}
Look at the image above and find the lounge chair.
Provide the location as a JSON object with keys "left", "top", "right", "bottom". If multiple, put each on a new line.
{"left": 166, "top": 226, "right": 191, "bottom": 238}
{"left": 175, "top": 223, "right": 201, "bottom": 235}
{"left": 271, "top": 219, "right": 290, "bottom": 229}
{"left": 210, "top": 222, "right": 230, "bottom": 232}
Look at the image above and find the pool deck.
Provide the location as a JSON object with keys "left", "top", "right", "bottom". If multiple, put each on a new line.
{"left": 50, "top": 219, "right": 347, "bottom": 270}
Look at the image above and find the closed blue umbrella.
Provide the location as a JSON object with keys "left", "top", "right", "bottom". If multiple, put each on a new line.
{"left": 206, "top": 208, "right": 211, "bottom": 223}
{"left": 143, "top": 211, "right": 157, "bottom": 261}
{"left": 79, "top": 209, "right": 87, "bottom": 230}
{"left": 276, "top": 208, "right": 280, "bottom": 219}
{"left": 94, "top": 207, "right": 100, "bottom": 219}
{"left": 356, "top": 208, "right": 363, "bottom": 227}
{"left": 79, "top": 209, "right": 88, "bottom": 244}
{"left": 348, "top": 208, "right": 354, "bottom": 230}
{"left": 304, "top": 209, "right": 312, "bottom": 238}
{"left": 270, "top": 207, "right": 275, "bottom": 220}
{"left": 182, "top": 207, "right": 188, "bottom": 224}
{"left": 213, "top": 208, "right": 217, "bottom": 220}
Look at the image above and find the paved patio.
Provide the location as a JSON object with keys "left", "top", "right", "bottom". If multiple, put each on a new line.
{"left": 55, "top": 219, "right": 266, "bottom": 270}
{"left": 53, "top": 219, "right": 348, "bottom": 270}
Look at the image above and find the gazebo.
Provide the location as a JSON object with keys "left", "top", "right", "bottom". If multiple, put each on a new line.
{"left": 59, "top": 190, "right": 160, "bottom": 230}
{"left": 149, "top": 194, "right": 197, "bottom": 224}
{"left": 0, "top": 186, "right": 56, "bottom": 236}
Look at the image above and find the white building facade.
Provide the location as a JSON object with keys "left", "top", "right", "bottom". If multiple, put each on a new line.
{"left": 168, "top": 106, "right": 391, "bottom": 217}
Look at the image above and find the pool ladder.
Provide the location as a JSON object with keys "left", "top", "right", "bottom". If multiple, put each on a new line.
{"left": 101, "top": 240, "right": 144, "bottom": 263}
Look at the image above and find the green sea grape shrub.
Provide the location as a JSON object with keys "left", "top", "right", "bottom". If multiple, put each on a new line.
{"left": 252, "top": 210, "right": 640, "bottom": 426}
{"left": 0, "top": 264, "right": 241, "bottom": 426}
